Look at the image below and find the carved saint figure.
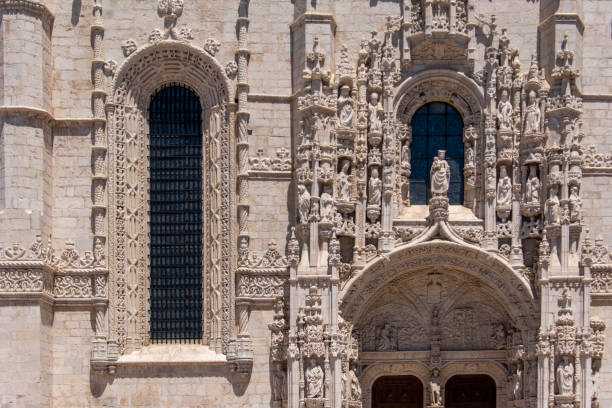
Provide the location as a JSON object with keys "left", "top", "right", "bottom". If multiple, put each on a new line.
{"left": 349, "top": 369, "right": 361, "bottom": 400}
{"left": 491, "top": 323, "right": 506, "bottom": 349}
{"left": 338, "top": 85, "right": 355, "bottom": 128}
{"left": 306, "top": 360, "right": 324, "bottom": 398}
{"left": 320, "top": 187, "right": 334, "bottom": 221}
{"left": 368, "top": 167, "right": 382, "bottom": 206}
{"left": 497, "top": 166, "right": 512, "bottom": 208}
{"left": 465, "top": 145, "right": 474, "bottom": 166}
{"left": 338, "top": 160, "right": 351, "bottom": 202}
{"left": 512, "top": 366, "right": 523, "bottom": 400}
{"left": 369, "top": 92, "right": 383, "bottom": 135}
{"left": 401, "top": 143, "right": 411, "bottom": 168}
{"left": 546, "top": 185, "right": 561, "bottom": 225}
{"left": 569, "top": 185, "right": 582, "bottom": 223}
{"left": 273, "top": 367, "right": 287, "bottom": 402}
{"left": 525, "top": 165, "right": 540, "bottom": 203}
{"left": 430, "top": 150, "right": 450, "bottom": 196}
{"left": 430, "top": 367, "right": 442, "bottom": 406}
{"left": 556, "top": 356, "right": 574, "bottom": 396}
{"left": 298, "top": 184, "right": 311, "bottom": 223}
{"left": 375, "top": 323, "right": 396, "bottom": 351}
{"left": 525, "top": 90, "right": 540, "bottom": 134}
{"left": 497, "top": 89, "right": 514, "bottom": 131}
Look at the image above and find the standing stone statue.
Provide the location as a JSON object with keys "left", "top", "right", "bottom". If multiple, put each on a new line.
{"left": 368, "top": 92, "right": 383, "bottom": 134}
{"left": 430, "top": 367, "right": 442, "bottom": 406}
{"left": 430, "top": 150, "right": 450, "bottom": 196}
{"left": 525, "top": 90, "right": 540, "bottom": 133}
{"left": 497, "top": 89, "right": 514, "bottom": 131}
{"left": 569, "top": 185, "right": 582, "bottom": 223}
{"left": 338, "top": 160, "right": 351, "bottom": 202}
{"left": 375, "top": 323, "right": 396, "bottom": 351}
{"left": 349, "top": 368, "right": 361, "bottom": 400}
{"left": 556, "top": 356, "right": 574, "bottom": 395}
{"left": 320, "top": 187, "right": 334, "bottom": 221}
{"left": 546, "top": 185, "right": 561, "bottom": 225}
{"left": 298, "top": 184, "right": 311, "bottom": 223}
{"left": 338, "top": 85, "right": 355, "bottom": 128}
{"left": 368, "top": 167, "right": 382, "bottom": 206}
{"left": 496, "top": 166, "right": 512, "bottom": 207}
{"left": 525, "top": 165, "right": 540, "bottom": 203}
{"left": 305, "top": 360, "right": 324, "bottom": 398}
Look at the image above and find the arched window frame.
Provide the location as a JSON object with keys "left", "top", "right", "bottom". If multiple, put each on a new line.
{"left": 104, "top": 42, "right": 234, "bottom": 354}
{"left": 395, "top": 75, "right": 483, "bottom": 212}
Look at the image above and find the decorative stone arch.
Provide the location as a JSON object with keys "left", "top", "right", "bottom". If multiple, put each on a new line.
{"left": 360, "top": 362, "right": 429, "bottom": 408}
{"left": 340, "top": 241, "right": 538, "bottom": 332}
{"left": 106, "top": 40, "right": 235, "bottom": 354}
{"left": 441, "top": 361, "right": 508, "bottom": 408}
{"left": 394, "top": 69, "right": 484, "bottom": 209}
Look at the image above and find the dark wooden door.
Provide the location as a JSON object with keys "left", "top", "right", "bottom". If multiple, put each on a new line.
{"left": 445, "top": 375, "right": 496, "bottom": 408}
{"left": 372, "top": 375, "right": 423, "bottom": 408}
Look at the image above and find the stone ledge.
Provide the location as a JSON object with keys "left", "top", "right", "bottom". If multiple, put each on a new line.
{"left": 117, "top": 344, "right": 228, "bottom": 366}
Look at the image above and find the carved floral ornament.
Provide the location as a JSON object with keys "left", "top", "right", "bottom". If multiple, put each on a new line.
{"left": 0, "top": 236, "right": 108, "bottom": 300}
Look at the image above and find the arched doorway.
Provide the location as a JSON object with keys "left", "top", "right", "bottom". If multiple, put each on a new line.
{"left": 445, "top": 375, "right": 496, "bottom": 408}
{"left": 372, "top": 375, "right": 423, "bottom": 408}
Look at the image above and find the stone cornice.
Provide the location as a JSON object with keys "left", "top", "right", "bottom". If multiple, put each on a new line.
{"left": 0, "top": 0, "right": 54, "bottom": 32}
{"left": 290, "top": 12, "right": 337, "bottom": 33}
{"left": 538, "top": 13, "right": 585, "bottom": 34}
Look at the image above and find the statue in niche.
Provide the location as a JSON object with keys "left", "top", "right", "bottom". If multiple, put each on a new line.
{"left": 338, "top": 85, "right": 355, "bottom": 128}
{"left": 298, "top": 184, "right": 311, "bottom": 223}
{"left": 368, "top": 167, "right": 382, "bottom": 206}
{"left": 338, "top": 160, "right": 351, "bottom": 202}
{"left": 465, "top": 145, "right": 474, "bottom": 166}
{"left": 401, "top": 143, "right": 411, "bottom": 169}
{"left": 349, "top": 368, "right": 361, "bottom": 400}
{"left": 497, "top": 89, "right": 514, "bottom": 131}
{"left": 556, "top": 356, "right": 574, "bottom": 396}
{"left": 305, "top": 360, "right": 324, "bottom": 398}
{"left": 430, "top": 367, "right": 442, "bottom": 407}
{"left": 569, "top": 185, "right": 582, "bottom": 223}
{"left": 512, "top": 366, "right": 523, "bottom": 400}
{"left": 497, "top": 166, "right": 512, "bottom": 207}
{"left": 430, "top": 150, "right": 450, "bottom": 196}
{"left": 272, "top": 366, "right": 287, "bottom": 402}
{"left": 314, "top": 114, "right": 331, "bottom": 145}
{"left": 546, "top": 185, "right": 561, "bottom": 225}
{"left": 524, "top": 90, "right": 540, "bottom": 134}
{"left": 320, "top": 187, "right": 334, "bottom": 221}
{"left": 375, "top": 323, "right": 396, "bottom": 351}
{"left": 368, "top": 92, "right": 383, "bottom": 135}
{"left": 525, "top": 165, "right": 540, "bottom": 203}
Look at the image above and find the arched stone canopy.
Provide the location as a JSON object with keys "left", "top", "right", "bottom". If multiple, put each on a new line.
{"left": 111, "top": 40, "right": 233, "bottom": 109}
{"left": 394, "top": 69, "right": 484, "bottom": 125}
{"left": 340, "top": 241, "right": 538, "bottom": 332}
{"left": 106, "top": 40, "right": 235, "bottom": 352}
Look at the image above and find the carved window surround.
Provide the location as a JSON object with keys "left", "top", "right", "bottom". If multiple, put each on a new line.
{"left": 106, "top": 41, "right": 235, "bottom": 356}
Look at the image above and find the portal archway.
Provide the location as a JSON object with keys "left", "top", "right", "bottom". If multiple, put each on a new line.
{"left": 445, "top": 374, "right": 496, "bottom": 408}
{"left": 372, "top": 376, "right": 423, "bottom": 408}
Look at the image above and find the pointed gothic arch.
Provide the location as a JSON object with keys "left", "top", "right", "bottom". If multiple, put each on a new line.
{"left": 106, "top": 40, "right": 235, "bottom": 354}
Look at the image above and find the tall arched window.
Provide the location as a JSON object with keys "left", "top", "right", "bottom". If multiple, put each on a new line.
{"left": 149, "top": 85, "right": 203, "bottom": 342}
{"left": 409, "top": 102, "right": 464, "bottom": 205}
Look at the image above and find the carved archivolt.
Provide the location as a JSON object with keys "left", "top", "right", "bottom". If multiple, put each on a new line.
{"left": 107, "top": 41, "right": 234, "bottom": 353}
{"left": 341, "top": 241, "right": 537, "bottom": 331}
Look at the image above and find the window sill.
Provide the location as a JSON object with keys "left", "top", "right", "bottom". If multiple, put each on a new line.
{"left": 117, "top": 344, "right": 227, "bottom": 366}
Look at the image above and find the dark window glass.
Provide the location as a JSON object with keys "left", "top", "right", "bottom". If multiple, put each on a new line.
{"left": 409, "top": 102, "right": 464, "bottom": 205}
{"left": 149, "top": 86, "right": 203, "bottom": 342}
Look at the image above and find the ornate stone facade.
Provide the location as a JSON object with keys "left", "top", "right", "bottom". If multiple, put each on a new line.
{"left": 0, "top": 0, "right": 612, "bottom": 407}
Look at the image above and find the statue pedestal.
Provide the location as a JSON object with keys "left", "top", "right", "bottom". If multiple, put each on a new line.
{"left": 553, "top": 395, "right": 575, "bottom": 408}
{"left": 304, "top": 397, "right": 326, "bottom": 408}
